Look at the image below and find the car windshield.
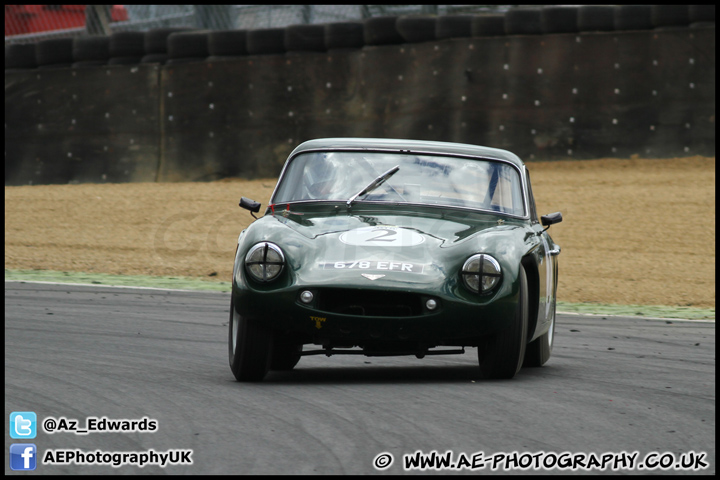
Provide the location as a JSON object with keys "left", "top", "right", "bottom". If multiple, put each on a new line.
{"left": 272, "top": 151, "right": 526, "bottom": 216}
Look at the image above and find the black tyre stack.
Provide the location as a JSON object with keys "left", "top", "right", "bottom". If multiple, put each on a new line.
{"left": 435, "top": 15, "right": 473, "bottom": 39}
{"left": 540, "top": 6, "right": 579, "bottom": 34}
{"left": 166, "top": 31, "right": 210, "bottom": 64}
{"left": 143, "top": 27, "right": 193, "bottom": 64}
{"left": 364, "top": 16, "right": 404, "bottom": 46}
{"left": 651, "top": 5, "right": 690, "bottom": 30}
{"left": 207, "top": 30, "right": 248, "bottom": 62}
{"left": 108, "top": 31, "right": 145, "bottom": 65}
{"left": 614, "top": 5, "right": 653, "bottom": 31}
{"left": 689, "top": 5, "right": 715, "bottom": 27}
{"left": 72, "top": 36, "right": 110, "bottom": 68}
{"left": 577, "top": 5, "right": 617, "bottom": 32}
{"left": 5, "top": 43, "right": 37, "bottom": 71}
{"left": 396, "top": 16, "right": 437, "bottom": 43}
{"left": 36, "top": 38, "right": 74, "bottom": 69}
{"left": 324, "top": 22, "right": 365, "bottom": 50}
{"left": 504, "top": 8, "right": 543, "bottom": 35}
{"left": 471, "top": 14, "right": 506, "bottom": 37}
{"left": 285, "top": 24, "right": 327, "bottom": 53}
{"left": 247, "top": 28, "right": 286, "bottom": 55}
{"left": 3, "top": 6, "right": 714, "bottom": 72}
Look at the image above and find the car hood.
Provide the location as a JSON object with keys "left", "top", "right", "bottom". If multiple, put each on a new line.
{"left": 239, "top": 204, "right": 531, "bottom": 291}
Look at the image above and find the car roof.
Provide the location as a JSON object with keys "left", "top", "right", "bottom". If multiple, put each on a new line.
{"left": 289, "top": 138, "right": 525, "bottom": 168}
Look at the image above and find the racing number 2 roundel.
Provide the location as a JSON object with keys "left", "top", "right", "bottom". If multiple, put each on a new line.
{"left": 339, "top": 226, "right": 425, "bottom": 247}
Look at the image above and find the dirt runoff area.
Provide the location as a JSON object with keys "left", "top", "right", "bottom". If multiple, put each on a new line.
{"left": 4, "top": 156, "right": 715, "bottom": 309}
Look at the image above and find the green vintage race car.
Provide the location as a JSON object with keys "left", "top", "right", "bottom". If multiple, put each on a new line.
{"left": 229, "top": 138, "right": 562, "bottom": 381}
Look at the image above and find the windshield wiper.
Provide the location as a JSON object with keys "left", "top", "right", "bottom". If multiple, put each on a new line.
{"left": 346, "top": 165, "right": 400, "bottom": 207}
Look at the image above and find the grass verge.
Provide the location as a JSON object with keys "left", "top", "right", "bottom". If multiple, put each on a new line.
{"left": 4, "top": 269, "right": 714, "bottom": 320}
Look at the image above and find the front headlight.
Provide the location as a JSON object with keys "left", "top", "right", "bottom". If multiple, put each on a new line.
{"left": 461, "top": 254, "right": 502, "bottom": 294}
{"left": 245, "top": 242, "right": 285, "bottom": 282}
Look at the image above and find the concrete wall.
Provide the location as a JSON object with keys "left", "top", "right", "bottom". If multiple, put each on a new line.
{"left": 5, "top": 26, "right": 715, "bottom": 185}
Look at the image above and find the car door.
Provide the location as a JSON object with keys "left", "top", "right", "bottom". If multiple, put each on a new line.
{"left": 525, "top": 169, "right": 557, "bottom": 332}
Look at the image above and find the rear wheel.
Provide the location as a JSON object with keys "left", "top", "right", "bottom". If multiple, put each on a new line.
{"left": 228, "top": 297, "right": 273, "bottom": 381}
{"left": 477, "top": 267, "right": 529, "bottom": 379}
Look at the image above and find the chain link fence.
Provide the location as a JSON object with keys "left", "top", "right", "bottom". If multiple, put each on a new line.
{"left": 5, "top": 5, "right": 513, "bottom": 45}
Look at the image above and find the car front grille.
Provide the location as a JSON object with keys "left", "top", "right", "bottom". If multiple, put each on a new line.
{"left": 315, "top": 288, "right": 424, "bottom": 317}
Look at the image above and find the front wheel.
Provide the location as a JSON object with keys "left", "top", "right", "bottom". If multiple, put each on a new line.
{"left": 523, "top": 298, "right": 556, "bottom": 367}
{"left": 477, "top": 267, "right": 529, "bottom": 379}
{"left": 271, "top": 334, "right": 302, "bottom": 371}
{"left": 228, "top": 296, "right": 273, "bottom": 381}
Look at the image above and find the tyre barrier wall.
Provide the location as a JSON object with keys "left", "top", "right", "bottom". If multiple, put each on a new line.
{"left": 5, "top": 6, "right": 716, "bottom": 185}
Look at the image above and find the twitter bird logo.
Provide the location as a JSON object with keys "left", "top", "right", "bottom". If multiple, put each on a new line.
{"left": 10, "top": 412, "right": 37, "bottom": 439}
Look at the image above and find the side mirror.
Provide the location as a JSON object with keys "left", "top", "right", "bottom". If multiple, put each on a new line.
{"left": 239, "top": 197, "right": 261, "bottom": 219}
{"left": 540, "top": 212, "right": 563, "bottom": 227}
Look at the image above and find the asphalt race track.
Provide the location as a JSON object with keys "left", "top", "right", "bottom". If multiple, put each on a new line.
{"left": 5, "top": 282, "right": 715, "bottom": 475}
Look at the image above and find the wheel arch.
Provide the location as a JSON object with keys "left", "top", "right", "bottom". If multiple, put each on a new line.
{"left": 521, "top": 254, "right": 540, "bottom": 341}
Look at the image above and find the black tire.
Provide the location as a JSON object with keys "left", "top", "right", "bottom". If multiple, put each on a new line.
{"left": 478, "top": 267, "right": 529, "bottom": 379}
{"left": 5, "top": 44, "right": 37, "bottom": 69}
{"left": 37, "top": 63, "right": 72, "bottom": 70}
{"left": 578, "top": 5, "right": 616, "bottom": 32}
{"left": 247, "top": 28, "right": 286, "bottom": 55}
{"left": 285, "top": 24, "right": 326, "bottom": 52}
{"left": 73, "top": 36, "right": 109, "bottom": 62}
{"left": 396, "top": 16, "right": 437, "bottom": 43}
{"left": 541, "top": 6, "right": 579, "bottom": 34}
{"left": 140, "top": 53, "right": 168, "bottom": 64}
{"left": 613, "top": 5, "right": 653, "bottom": 31}
{"left": 109, "top": 31, "right": 145, "bottom": 58}
{"left": 167, "top": 31, "right": 209, "bottom": 60}
{"left": 228, "top": 297, "right": 273, "bottom": 382}
{"left": 165, "top": 57, "right": 205, "bottom": 65}
{"left": 72, "top": 60, "right": 107, "bottom": 68}
{"left": 523, "top": 298, "right": 556, "bottom": 368}
{"left": 689, "top": 5, "right": 715, "bottom": 23}
{"left": 435, "top": 15, "right": 473, "bottom": 39}
{"left": 690, "top": 22, "right": 715, "bottom": 29}
{"left": 324, "top": 22, "right": 365, "bottom": 50}
{"left": 206, "top": 55, "right": 244, "bottom": 63}
{"left": 471, "top": 14, "right": 505, "bottom": 37}
{"left": 271, "top": 334, "right": 302, "bottom": 371}
{"left": 363, "top": 16, "right": 404, "bottom": 46}
{"left": 504, "top": 8, "right": 543, "bottom": 35}
{"left": 145, "top": 27, "right": 194, "bottom": 54}
{"left": 107, "top": 56, "right": 142, "bottom": 65}
{"left": 208, "top": 29, "right": 248, "bottom": 56}
{"left": 36, "top": 38, "right": 74, "bottom": 66}
{"left": 652, "top": 5, "right": 690, "bottom": 28}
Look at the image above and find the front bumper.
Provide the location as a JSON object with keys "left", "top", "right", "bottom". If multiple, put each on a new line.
{"left": 232, "top": 284, "right": 517, "bottom": 348}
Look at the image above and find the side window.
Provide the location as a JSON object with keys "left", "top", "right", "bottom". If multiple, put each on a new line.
{"left": 525, "top": 168, "right": 539, "bottom": 223}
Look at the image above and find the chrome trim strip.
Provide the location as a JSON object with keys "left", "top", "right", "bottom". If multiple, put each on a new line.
{"left": 268, "top": 199, "right": 528, "bottom": 220}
